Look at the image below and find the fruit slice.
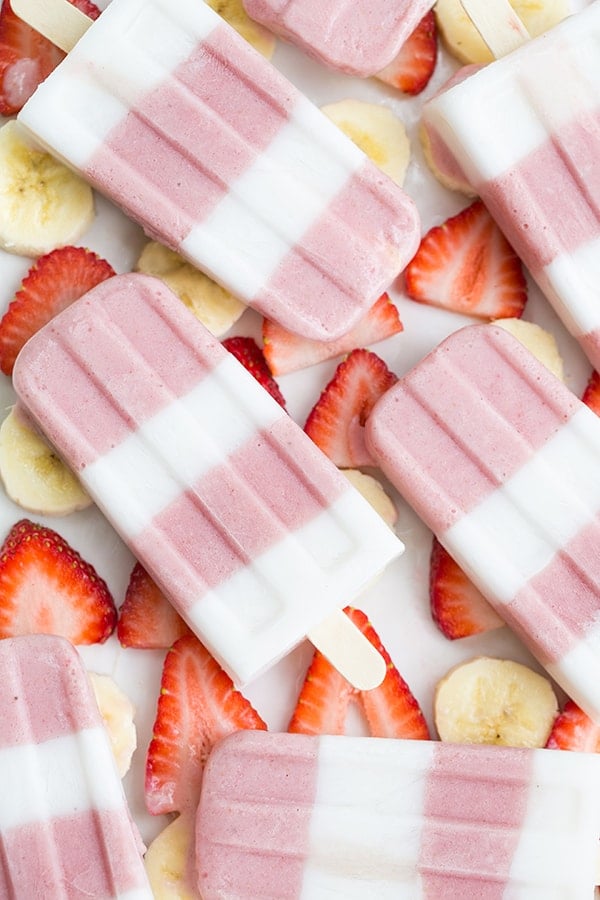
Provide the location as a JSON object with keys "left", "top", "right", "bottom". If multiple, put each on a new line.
{"left": 206, "top": 0, "right": 276, "bottom": 57}
{"left": 405, "top": 199, "right": 527, "bottom": 319}
{"left": 342, "top": 469, "right": 398, "bottom": 528}
{"left": 144, "top": 812, "right": 197, "bottom": 900}
{"left": 262, "top": 293, "right": 402, "bottom": 376}
{"left": 0, "top": 245, "right": 115, "bottom": 375}
{"left": 0, "top": 518, "right": 117, "bottom": 644}
{"left": 289, "top": 607, "right": 429, "bottom": 739}
{"left": 135, "top": 241, "right": 246, "bottom": 337}
{"left": 89, "top": 672, "right": 137, "bottom": 777}
{"left": 117, "top": 562, "right": 191, "bottom": 650}
{"left": 304, "top": 348, "right": 397, "bottom": 468}
{"left": 429, "top": 537, "right": 504, "bottom": 640}
{"left": 0, "top": 121, "right": 95, "bottom": 257}
{"left": 145, "top": 634, "right": 267, "bottom": 816}
{"left": 545, "top": 700, "right": 600, "bottom": 752}
{"left": 0, "top": 406, "right": 91, "bottom": 516}
{"left": 376, "top": 11, "right": 438, "bottom": 96}
{"left": 495, "top": 317, "right": 564, "bottom": 381}
{"left": 320, "top": 99, "right": 411, "bottom": 186}
{"left": 434, "top": 656, "right": 558, "bottom": 747}
{"left": 435, "top": 0, "right": 570, "bottom": 64}
{"left": 222, "top": 335, "right": 286, "bottom": 407}
{"left": 582, "top": 370, "right": 600, "bottom": 416}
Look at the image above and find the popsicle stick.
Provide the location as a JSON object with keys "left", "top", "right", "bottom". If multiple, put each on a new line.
{"left": 11, "top": 0, "right": 92, "bottom": 52}
{"left": 460, "top": 0, "right": 530, "bottom": 58}
{"left": 308, "top": 608, "right": 386, "bottom": 691}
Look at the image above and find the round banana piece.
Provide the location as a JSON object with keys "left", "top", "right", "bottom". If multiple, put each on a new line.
{"left": 89, "top": 672, "right": 137, "bottom": 778}
{"left": 495, "top": 318, "right": 565, "bottom": 381}
{"left": 434, "top": 0, "right": 570, "bottom": 65}
{"left": 0, "top": 407, "right": 92, "bottom": 516}
{"left": 320, "top": 99, "right": 411, "bottom": 186}
{"left": 0, "top": 120, "right": 95, "bottom": 257}
{"left": 136, "top": 242, "right": 246, "bottom": 337}
{"left": 206, "top": 0, "right": 276, "bottom": 57}
{"left": 342, "top": 469, "right": 398, "bottom": 528}
{"left": 144, "top": 813, "right": 197, "bottom": 899}
{"left": 434, "top": 656, "right": 558, "bottom": 747}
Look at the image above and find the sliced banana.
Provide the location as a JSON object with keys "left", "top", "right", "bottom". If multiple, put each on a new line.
{"left": 320, "top": 99, "right": 411, "bottom": 186}
{"left": 419, "top": 121, "right": 476, "bottom": 197}
{"left": 342, "top": 469, "right": 398, "bottom": 528}
{"left": 206, "top": 0, "right": 276, "bottom": 57}
{"left": 89, "top": 672, "right": 137, "bottom": 778}
{"left": 434, "top": 0, "right": 570, "bottom": 64}
{"left": 0, "top": 407, "right": 92, "bottom": 516}
{"left": 0, "top": 120, "right": 95, "bottom": 257}
{"left": 434, "top": 656, "right": 558, "bottom": 748}
{"left": 495, "top": 318, "right": 565, "bottom": 381}
{"left": 144, "top": 812, "right": 197, "bottom": 899}
{"left": 136, "top": 241, "right": 246, "bottom": 337}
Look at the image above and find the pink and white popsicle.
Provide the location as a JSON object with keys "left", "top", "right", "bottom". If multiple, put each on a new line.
{"left": 366, "top": 323, "right": 600, "bottom": 722}
{"left": 421, "top": 2, "right": 600, "bottom": 371}
{"left": 242, "top": 0, "right": 435, "bottom": 76}
{"left": 12, "top": 273, "right": 402, "bottom": 686}
{"left": 0, "top": 633, "right": 151, "bottom": 898}
{"left": 14, "top": 0, "right": 420, "bottom": 342}
{"left": 196, "top": 729, "right": 600, "bottom": 898}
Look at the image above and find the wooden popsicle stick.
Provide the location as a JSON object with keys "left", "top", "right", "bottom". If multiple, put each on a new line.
{"left": 308, "top": 608, "right": 386, "bottom": 691}
{"left": 11, "top": 0, "right": 92, "bottom": 52}
{"left": 460, "top": 0, "right": 530, "bottom": 58}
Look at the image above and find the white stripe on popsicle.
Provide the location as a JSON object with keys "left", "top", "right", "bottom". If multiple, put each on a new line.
{"left": 545, "top": 621, "right": 600, "bottom": 722}
{"left": 543, "top": 235, "right": 600, "bottom": 337}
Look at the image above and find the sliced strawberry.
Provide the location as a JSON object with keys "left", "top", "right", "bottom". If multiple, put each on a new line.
{"left": 262, "top": 293, "right": 403, "bottom": 376}
{"left": 0, "top": 0, "right": 100, "bottom": 115}
{"left": 545, "top": 700, "right": 600, "bottom": 752}
{"left": 405, "top": 199, "right": 527, "bottom": 319}
{"left": 289, "top": 607, "right": 429, "bottom": 740}
{"left": 145, "top": 634, "right": 267, "bottom": 815}
{"left": 0, "top": 246, "right": 115, "bottom": 375}
{"left": 582, "top": 369, "right": 600, "bottom": 416}
{"left": 430, "top": 537, "right": 504, "bottom": 640}
{"left": 304, "top": 348, "right": 396, "bottom": 467}
{"left": 377, "top": 11, "right": 438, "bottom": 96}
{"left": 117, "top": 562, "right": 191, "bottom": 650}
{"left": 222, "top": 335, "right": 286, "bottom": 408}
{"left": 0, "top": 518, "right": 116, "bottom": 643}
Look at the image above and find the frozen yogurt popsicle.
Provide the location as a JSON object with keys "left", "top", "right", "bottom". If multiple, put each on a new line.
{"left": 0, "top": 633, "right": 151, "bottom": 898}
{"left": 421, "top": 2, "right": 600, "bottom": 370}
{"left": 366, "top": 323, "right": 600, "bottom": 723}
{"left": 13, "top": 0, "right": 420, "bottom": 342}
{"left": 13, "top": 273, "right": 403, "bottom": 687}
{"left": 195, "top": 729, "right": 600, "bottom": 898}
{"left": 242, "top": 0, "right": 435, "bottom": 76}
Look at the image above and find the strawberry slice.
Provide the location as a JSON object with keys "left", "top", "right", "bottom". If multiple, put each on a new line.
{"left": 582, "top": 370, "right": 600, "bottom": 416}
{"left": 0, "top": 518, "right": 116, "bottom": 643}
{"left": 222, "top": 335, "right": 286, "bottom": 408}
{"left": 304, "top": 348, "right": 396, "bottom": 467}
{"left": 545, "top": 700, "right": 600, "bottom": 752}
{"left": 430, "top": 537, "right": 504, "bottom": 639}
{"left": 405, "top": 199, "right": 527, "bottom": 319}
{"left": 262, "top": 293, "right": 403, "bottom": 376}
{"left": 145, "top": 634, "right": 267, "bottom": 815}
{"left": 117, "top": 562, "right": 191, "bottom": 650}
{"left": 289, "top": 607, "right": 429, "bottom": 740}
{"left": 0, "top": 246, "right": 115, "bottom": 375}
{"left": 376, "top": 11, "right": 438, "bottom": 96}
{"left": 0, "top": 0, "right": 100, "bottom": 115}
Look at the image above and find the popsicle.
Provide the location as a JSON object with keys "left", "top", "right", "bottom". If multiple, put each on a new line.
{"left": 0, "top": 633, "right": 151, "bottom": 898}
{"left": 241, "top": 0, "right": 436, "bottom": 76}
{"left": 195, "top": 729, "right": 600, "bottom": 898}
{"left": 421, "top": 0, "right": 600, "bottom": 370}
{"left": 365, "top": 323, "right": 600, "bottom": 722}
{"left": 12, "top": 273, "right": 402, "bottom": 687}
{"left": 12, "top": 0, "right": 420, "bottom": 343}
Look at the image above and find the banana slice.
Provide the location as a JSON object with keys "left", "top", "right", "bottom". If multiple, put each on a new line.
{"left": 144, "top": 813, "right": 197, "bottom": 899}
{"left": 0, "top": 407, "right": 92, "bottom": 516}
{"left": 495, "top": 318, "right": 565, "bottom": 381}
{"left": 0, "top": 120, "right": 95, "bottom": 257}
{"left": 434, "top": 0, "right": 570, "bottom": 64}
{"left": 320, "top": 99, "right": 411, "bottom": 186}
{"left": 136, "top": 241, "right": 246, "bottom": 337}
{"left": 342, "top": 469, "right": 398, "bottom": 528}
{"left": 206, "top": 0, "right": 276, "bottom": 57}
{"left": 434, "top": 656, "right": 558, "bottom": 747}
{"left": 89, "top": 672, "right": 137, "bottom": 778}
